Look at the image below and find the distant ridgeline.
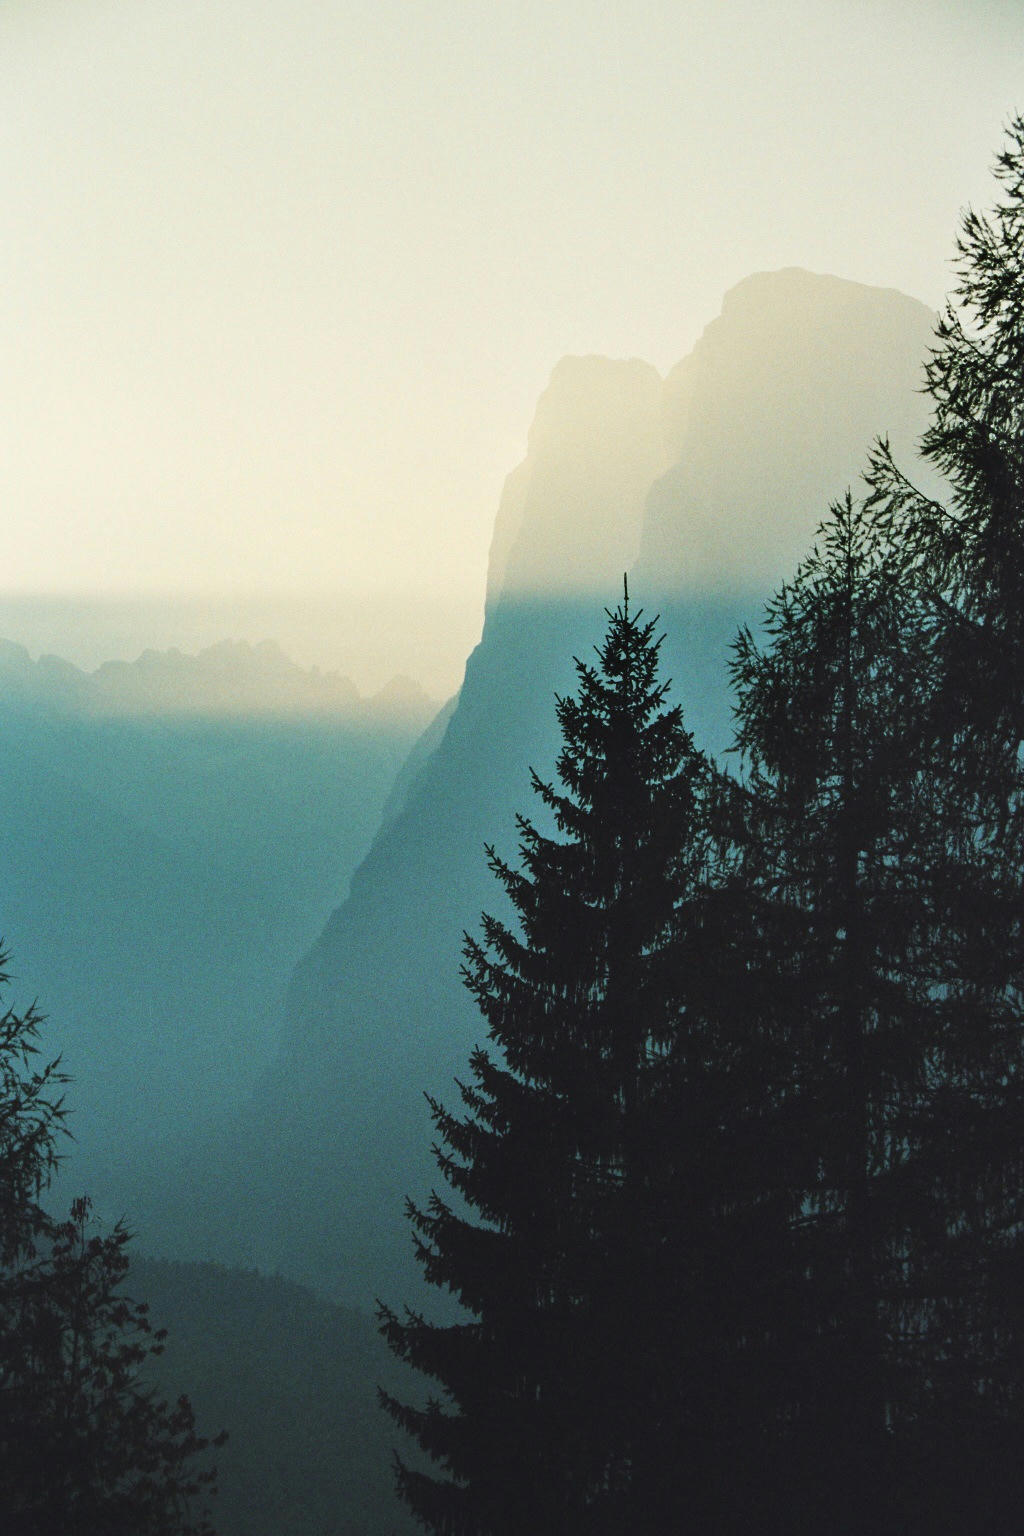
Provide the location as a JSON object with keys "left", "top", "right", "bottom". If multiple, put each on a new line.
{"left": 0, "top": 635, "right": 432, "bottom": 720}
{"left": 162, "top": 268, "right": 938, "bottom": 1307}
{"left": 0, "top": 637, "right": 436, "bottom": 1231}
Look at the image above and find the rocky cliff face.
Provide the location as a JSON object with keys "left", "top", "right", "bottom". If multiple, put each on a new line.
{"left": 484, "top": 355, "right": 666, "bottom": 605}
{"left": 645, "top": 269, "right": 935, "bottom": 595}
{"left": 201, "top": 271, "right": 939, "bottom": 1306}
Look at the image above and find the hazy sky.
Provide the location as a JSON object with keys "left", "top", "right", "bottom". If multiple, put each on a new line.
{"left": 2, "top": 0, "right": 1022, "bottom": 686}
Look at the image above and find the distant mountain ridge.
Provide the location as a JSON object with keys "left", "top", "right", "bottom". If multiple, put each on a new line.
{"left": 0, "top": 635, "right": 435, "bottom": 721}
{"left": 186, "top": 268, "right": 942, "bottom": 1308}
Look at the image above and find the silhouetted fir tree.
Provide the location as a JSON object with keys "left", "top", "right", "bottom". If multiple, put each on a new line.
{"left": 379, "top": 590, "right": 756, "bottom": 1534}
{"left": 0, "top": 950, "right": 225, "bottom": 1536}
{"left": 730, "top": 493, "right": 955, "bottom": 1532}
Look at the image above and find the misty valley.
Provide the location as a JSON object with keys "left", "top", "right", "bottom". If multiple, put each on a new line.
{"left": 6, "top": 130, "right": 1024, "bottom": 1534}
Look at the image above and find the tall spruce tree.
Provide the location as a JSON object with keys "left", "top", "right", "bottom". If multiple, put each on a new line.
{"left": 379, "top": 591, "right": 747, "bottom": 1534}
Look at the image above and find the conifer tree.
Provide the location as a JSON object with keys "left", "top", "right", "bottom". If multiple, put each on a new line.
{"left": 723, "top": 118, "right": 1024, "bottom": 1531}
{"left": 379, "top": 591, "right": 742, "bottom": 1534}
{"left": 0, "top": 951, "right": 225, "bottom": 1536}
{"left": 730, "top": 493, "right": 953, "bottom": 1531}
{"left": 859, "top": 115, "right": 1024, "bottom": 1528}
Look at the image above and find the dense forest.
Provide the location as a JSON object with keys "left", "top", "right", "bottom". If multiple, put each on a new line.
{"left": 381, "top": 119, "right": 1024, "bottom": 1533}
{"left": 3, "top": 118, "right": 1024, "bottom": 1534}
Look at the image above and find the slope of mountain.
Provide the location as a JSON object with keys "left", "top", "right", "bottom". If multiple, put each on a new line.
{"left": 216, "top": 270, "right": 939, "bottom": 1310}
{"left": 132, "top": 1257, "right": 418, "bottom": 1536}
{"left": 0, "top": 642, "right": 436, "bottom": 1220}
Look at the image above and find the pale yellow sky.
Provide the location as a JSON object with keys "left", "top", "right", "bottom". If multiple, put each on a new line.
{"left": 1, "top": 0, "right": 1021, "bottom": 685}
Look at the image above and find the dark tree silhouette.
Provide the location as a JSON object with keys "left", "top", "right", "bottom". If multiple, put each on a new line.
{"left": 856, "top": 115, "right": 1024, "bottom": 1530}
{"left": 0, "top": 950, "right": 224, "bottom": 1536}
{"left": 715, "top": 116, "right": 1024, "bottom": 1532}
{"left": 379, "top": 591, "right": 753, "bottom": 1534}
{"left": 729, "top": 493, "right": 961, "bottom": 1531}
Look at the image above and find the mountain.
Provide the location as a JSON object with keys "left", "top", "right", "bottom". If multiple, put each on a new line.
{"left": 198, "top": 269, "right": 940, "bottom": 1311}
{"left": 0, "top": 641, "right": 436, "bottom": 1220}
{"left": 636, "top": 269, "right": 946, "bottom": 749}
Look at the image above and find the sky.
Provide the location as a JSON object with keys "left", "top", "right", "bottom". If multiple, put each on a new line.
{"left": 1, "top": 0, "right": 1022, "bottom": 692}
